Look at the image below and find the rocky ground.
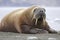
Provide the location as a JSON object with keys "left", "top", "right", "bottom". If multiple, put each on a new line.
{"left": 0, "top": 32, "right": 60, "bottom": 40}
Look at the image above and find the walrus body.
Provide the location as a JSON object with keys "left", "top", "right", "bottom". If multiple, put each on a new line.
{"left": 0, "top": 6, "right": 57, "bottom": 34}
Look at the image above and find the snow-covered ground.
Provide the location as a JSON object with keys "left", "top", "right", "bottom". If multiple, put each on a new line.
{"left": 0, "top": 7, "right": 60, "bottom": 31}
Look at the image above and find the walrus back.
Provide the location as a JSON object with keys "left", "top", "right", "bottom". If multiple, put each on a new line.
{"left": 0, "top": 9, "right": 24, "bottom": 33}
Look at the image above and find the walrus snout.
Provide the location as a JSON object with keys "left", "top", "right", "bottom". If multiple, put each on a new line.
{"left": 34, "top": 13, "right": 46, "bottom": 25}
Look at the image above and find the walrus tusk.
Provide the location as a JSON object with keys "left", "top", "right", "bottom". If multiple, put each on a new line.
{"left": 35, "top": 18, "right": 38, "bottom": 25}
{"left": 35, "top": 16, "right": 40, "bottom": 25}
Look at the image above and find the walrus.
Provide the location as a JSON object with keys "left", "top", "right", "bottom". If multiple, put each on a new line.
{"left": 0, "top": 6, "right": 57, "bottom": 34}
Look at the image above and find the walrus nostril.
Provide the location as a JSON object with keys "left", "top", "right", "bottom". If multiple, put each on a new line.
{"left": 40, "top": 10, "right": 43, "bottom": 13}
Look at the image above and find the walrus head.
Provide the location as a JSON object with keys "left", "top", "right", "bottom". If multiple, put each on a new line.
{"left": 32, "top": 7, "right": 46, "bottom": 25}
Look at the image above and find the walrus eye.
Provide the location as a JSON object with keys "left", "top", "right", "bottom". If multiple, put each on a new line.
{"left": 33, "top": 8, "right": 37, "bottom": 13}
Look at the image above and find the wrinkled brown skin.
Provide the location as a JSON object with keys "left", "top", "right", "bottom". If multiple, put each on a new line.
{"left": 0, "top": 6, "right": 57, "bottom": 34}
